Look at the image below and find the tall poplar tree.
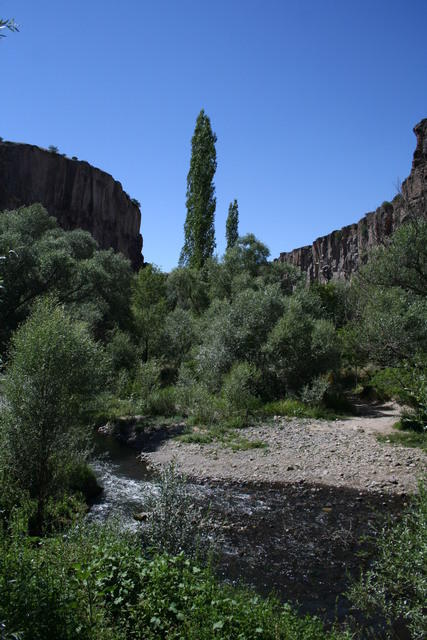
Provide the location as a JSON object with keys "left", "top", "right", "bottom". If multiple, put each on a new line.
{"left": 226, "top": 199, "right": 239, "bottom": 250}
{"left": 179, "top": 110, "right": 217, "bottom": 269}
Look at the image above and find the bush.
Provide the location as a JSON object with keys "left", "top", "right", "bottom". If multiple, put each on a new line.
{"left": 184, "top": 383, "right": 220, "bottom": 425}
{"left": 67, "top": 462, "right": 102, "bottom": 501}
{"left": 195, "top": 285, "right": 285, "bottom": 391}
{"left": 0, "top": 516, "right": 349, "bottom": 640}
{"left": 141, "top": 463, "right": 209, "bottom": 559}
{"left": 132, "top": 359, "right": 162, "bottom": 402}
{"left": 0, "top": 298, "right": 107, "bottom": 531}
{"left": 221, "top": 361, "right": 261, "bottom": 425}
{"left": 146, "top": 386, "right": 177, "bottom": 417}
{"left": 106, "top": 330, "right": 138, "bottom": 374}
{"left": 300, "top": 375, "right": 330, "bottom": 406}
{"left": 348, "top": 483, "right": 427, "bottom": 639}
{"left": 371, "top": 360, "right": 427, "bottom": 430}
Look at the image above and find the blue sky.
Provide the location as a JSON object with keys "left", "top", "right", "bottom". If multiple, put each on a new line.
{"left": 1, "top": 0, "right": 426, "bottom": 270}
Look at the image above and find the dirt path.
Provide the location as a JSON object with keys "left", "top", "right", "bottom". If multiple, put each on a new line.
{"left": 141, "top": 403, "right": 426, "bottom": 494}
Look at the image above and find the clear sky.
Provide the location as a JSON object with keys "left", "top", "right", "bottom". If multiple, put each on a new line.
{"left": 1, "top": 0, "right": 426, "bottom": 270}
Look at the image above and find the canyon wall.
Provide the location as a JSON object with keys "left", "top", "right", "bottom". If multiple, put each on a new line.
{"left": 0, "top": 142, "right": 143, "bottom": 268}
{"left": 277, "top": 119, "right": 427, "bottom": 282}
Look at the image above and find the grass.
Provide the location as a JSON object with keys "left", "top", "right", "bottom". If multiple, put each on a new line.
{"left": 178, "top": 424, "right": 267, "bottom": 451}
{"left": 260, "top": 398, "right": 343, "bottom": 420}
{"left": 377, "top": 422, "right": 427, "bottom": 452}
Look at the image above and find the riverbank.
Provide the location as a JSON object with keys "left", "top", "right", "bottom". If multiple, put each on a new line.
{"left": 92, "top": 403, "right": 426, "bottom": 626}
{"left": 136, "top": 403, "right": 425, "bottom": 494}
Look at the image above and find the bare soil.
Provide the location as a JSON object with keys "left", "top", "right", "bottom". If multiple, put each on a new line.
{"left": 140, "top": 403, "right": 426, "bottom": 494}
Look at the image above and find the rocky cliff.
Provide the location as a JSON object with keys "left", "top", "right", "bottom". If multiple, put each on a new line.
{"left": 0, "top": 142, "right": 143, "bottom": 268}
{"left": 277, "top": 119, "right": 427, "bottom": 282}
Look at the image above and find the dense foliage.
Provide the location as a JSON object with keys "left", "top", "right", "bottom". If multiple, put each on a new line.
{"left": 0, "top": 298, "right": 106, "bottom": 531}
{"left": 0, "top": 204, "right": 132, "bottom": 351}
{"left": 226, "top": 199, "right": 239, "bottom": 250}
{"left": 343, "top": 216, "right": 427, "bottom": 429}
{"left": 348, "top": 484, "right": 427, "bottom": 640}
{"left": 0, "top": 517, "right": 350, "bottom": 640}
{"left": 1, "top": 188, "right": 426, "bottom": 636}
{"left": 179, "top": 110, "right": 217, "bottom": 269}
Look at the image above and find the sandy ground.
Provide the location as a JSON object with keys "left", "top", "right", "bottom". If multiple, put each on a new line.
{"left": 140, "top": 403, "right": 426, "bottom": 494}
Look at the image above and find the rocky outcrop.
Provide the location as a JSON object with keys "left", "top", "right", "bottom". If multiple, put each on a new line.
{"left": 0, "top": 142, "right": 143, "bottom": 268}
{"left": 278, "top": 119, "right": 427, "bottom": 282}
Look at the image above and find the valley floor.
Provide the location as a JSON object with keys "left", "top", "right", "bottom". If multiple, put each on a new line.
{"left": 140, "top": 403, "right": 425, "bottom": 494}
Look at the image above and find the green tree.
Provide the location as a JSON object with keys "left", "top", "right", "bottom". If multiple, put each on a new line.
{"left": 0, "top": 298, "right": 107, "bottom": 530}
{"left": 166, "top": 266, "right": 209, "bottom": 314}
{"left": 226, "top": 199, "right": 239, "bottom": 250}
{"left": 131, "top": 264, "right": 167, "bottom": 361}
{"left": 179, "top": 109, "right": 217, "bottom": 269}
{"left": 346, "top": 218, "right": 427, "bottom": 426}
{"left": 0, "top": 204, "right": 132, "bottom": 350}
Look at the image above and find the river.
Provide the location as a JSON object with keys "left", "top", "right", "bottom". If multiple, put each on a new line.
{"left": 89, "top": 433, "right": 406, "bottom": 626}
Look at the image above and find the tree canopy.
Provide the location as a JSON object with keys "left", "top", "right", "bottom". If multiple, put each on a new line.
{"left": 179, "top": 110, "right": 217, "bottom": 270}
{"left": 226, "top": 199, "right": 239, "bottom": 250}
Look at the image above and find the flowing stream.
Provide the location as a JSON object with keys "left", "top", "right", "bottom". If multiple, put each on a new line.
{"left": 90, "top": 434, "right": 406, "bottom": 625}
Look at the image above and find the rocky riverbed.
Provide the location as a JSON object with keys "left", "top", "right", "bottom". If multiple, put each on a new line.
{"left": 138, "top": 404, "right": 425, "bottom": 494}
{"left": 93, "top": 402, "right": 425, "bottom": 626}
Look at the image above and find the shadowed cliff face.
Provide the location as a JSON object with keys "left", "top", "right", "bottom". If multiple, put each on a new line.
{"left": 0, "top": 143, "right": 143, "bottom": 269}
{"left": 278, "top": 119, "right": 427, "bottom": 282}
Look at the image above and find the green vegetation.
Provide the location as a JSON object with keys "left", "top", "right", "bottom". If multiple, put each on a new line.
{"left": 0, "top": 298, "right": 106, "bottom": 532}
{"left": 343, "top": 216, "right": 427, "bottom": 430}
{"left": 348, "top": 484, "right": 427, "bottom": 640}
{"left": 0, "top": 203, "right": 132, "bottom": 350}
{"left": 226, "top": 199, "right": 239, "bottom": 250}
{"left": 0, "top": 517, "right": 350, "bottom": 640}
{"left": 0, "top": 117, "right": 426, "bottom": 637}
{"left": 261, "top": 398, "right": 340, "bottom": 420}
{"left": 179, "top": 423, "right": 267, "bottom": 451}
{"left": 377, "top": 423, "right": 427, "bottom": 453}
{"left": 179, "top": 109, "right": 217, "bottom": 269}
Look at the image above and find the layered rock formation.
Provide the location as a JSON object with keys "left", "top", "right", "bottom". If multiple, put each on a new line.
{"left": 278, "top": 119, "right": 427, "bottom": 282}
{"left": 0, "top": 142, "right": 143, "bottom": 268}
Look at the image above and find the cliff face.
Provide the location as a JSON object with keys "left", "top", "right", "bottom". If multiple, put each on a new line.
{"left": 0, "top": 142, "right": 143, "bottom": 268}
{"left": 278, "top": 119, "right": 427, "bottom": 282}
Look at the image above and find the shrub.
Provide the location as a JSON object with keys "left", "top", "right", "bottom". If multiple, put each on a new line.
{"left": 106, "top": 329, "right": 138, "bottom": 374}
{"left": 48, "top": 145, "right": 59, "bottom": 153}
{"left": 196, "top": 285, "right": 285, "bottom": 391}
{"left": 162, "top": 307, "right": 196, "bottom": 367}
{"left": 146, "top": 386, "right": 177, "bottom": 417}
{"left": 185, "top": 383, "right": 220, "bottom": 425}
{"left": 371, "top": 359, "right": 427, "bottom": 430}
{"left": 132, "top": 359, "right": 162, "bottom": 401}
{"left": 300, "top": 374, "right": 330, "bottom": 406}
{"left": 221, "top": 361, "right": 261, "bottom": 425}
{"left": 348, "top": 483, "right": 427, "bottom": 640}
{"left": 0, "top": 517, "right": 348, "bottom": 640}
{"left": 0, "top": 298, "right": 107, "bottom": 531}
{"left": 140, "top": 463, "right": 209, "bottom": 559}
{"left": 67, "top": 462, "right": 102, "bottom": 501}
